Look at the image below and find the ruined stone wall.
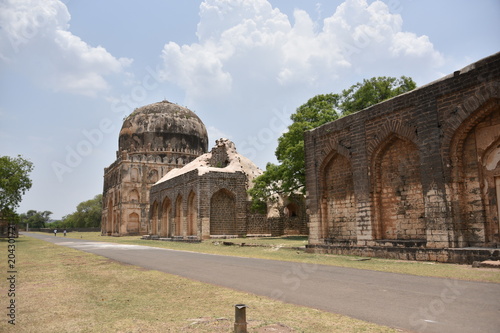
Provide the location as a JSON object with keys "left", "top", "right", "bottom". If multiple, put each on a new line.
{"left": 150, "top": 169, "right": 310, "bottom": 239}
{"left": 322, "top": 153, "right": 357, "bottom": 242}
{"left": 246, "top": 210, "right": 270, "bottom": 235}
{"left": 150, "top": 170, "right": 249, "bottom": 238}
{"left": 305, "top": 53, "right": 500, "bottom": 250}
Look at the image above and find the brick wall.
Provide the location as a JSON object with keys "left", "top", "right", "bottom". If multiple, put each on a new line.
{"left": 210, "top": 189, "right": 237, "bottom": 234}
{"left": 323, "top": 153, "right": 357, "bottom": 242}
{"left": 150, "top": 170, "right": 249, "bottom": 238}
{"left": 374, "top": 137, "right": 425, "bottom": 240}
{"left": 305, "top": 52, "right": 500, "bottom": 251}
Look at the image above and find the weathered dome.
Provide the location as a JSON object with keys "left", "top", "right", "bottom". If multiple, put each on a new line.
{"left": 119, "top": 100, "right": 208, "bottom": 154}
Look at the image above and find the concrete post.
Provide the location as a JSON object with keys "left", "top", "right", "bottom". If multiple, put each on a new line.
{"left": 234, "top": 304, "right": 247, "bottom": 333}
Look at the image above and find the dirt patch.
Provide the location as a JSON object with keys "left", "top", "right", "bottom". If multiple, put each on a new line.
{"left": 184, "top": 318, "right": 295, "bottom": 332}
{"left": 255, "top": 323, "right": 295, "bottom": 332}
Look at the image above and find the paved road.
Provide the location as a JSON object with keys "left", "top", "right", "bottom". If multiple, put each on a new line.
{"left": 24, "top": 232, "right": 499, "bottom": 333}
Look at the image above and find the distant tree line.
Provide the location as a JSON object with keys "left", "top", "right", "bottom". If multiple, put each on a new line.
{"left": 20, "top": 194, "right": 102, "bottom": 229}
{"left": 54, "top": 194, "right": 102, "bottom": 229}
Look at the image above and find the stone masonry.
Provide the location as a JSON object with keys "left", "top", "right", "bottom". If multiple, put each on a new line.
{"left": 102, "top": 101, "right": 208, "bottom": 236}
{"left": 149, "top": 139, "right": 261, "bottom": 239}
{"left": 305, "top": 52, "right": 500, "bottom": 262}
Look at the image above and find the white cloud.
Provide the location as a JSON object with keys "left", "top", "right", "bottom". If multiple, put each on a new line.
{"left": 157, "top": 0, "right": 444, "bottom": 167}
{"left": 160, "top": 0, "right": 443, "bottom": 104}
{"left": 0, "top": 0, "right": 132, "bottom": 96}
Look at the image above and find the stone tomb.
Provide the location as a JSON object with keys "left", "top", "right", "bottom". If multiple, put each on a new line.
{"left": 149, "top": 138, "right": 263, "bottom": 239}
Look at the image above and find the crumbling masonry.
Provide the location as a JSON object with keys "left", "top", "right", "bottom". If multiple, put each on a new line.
{"left": 305, "top": 53, "right": 500, "bottom": 263}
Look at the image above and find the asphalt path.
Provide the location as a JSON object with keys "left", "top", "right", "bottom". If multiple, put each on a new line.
{"left": 24, "top": 232, "right": 500, "bottom": 333}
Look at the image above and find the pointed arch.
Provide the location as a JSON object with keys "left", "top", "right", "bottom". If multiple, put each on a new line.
{"left": 372, "top": 134, "right": 425, "bottom": 240}
{"left": 483, "top": 137, "right": 500, "bottom": 240}
{"left": 161, "top": 197, "right": 171, "bottom": 237}
{"left": 319, "top": 151, "right": 356, "bottom": 242}
{"left": 187, "top": 191, "right": 197, "bottom": 236}
{"left": 210, "top": 189, "right": 236, "bottom": 235}
{"left": 129, "top": 189, "right": 139, "bottom": 202}
{"left": 106, "top": 197, "right": 113, "bottom": 234}
{"left": 285, "top": 203, "right": 299, "bottom": 217}
{"left": 449, "top": 98, "right": 500, "bottom": 246}
{"left": 175, "top": 195, "right": 183, "bottom": 236}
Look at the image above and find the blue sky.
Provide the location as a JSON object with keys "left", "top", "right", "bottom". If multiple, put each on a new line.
{"left": 1, "top": 0, "right": 499, "bottom": 219}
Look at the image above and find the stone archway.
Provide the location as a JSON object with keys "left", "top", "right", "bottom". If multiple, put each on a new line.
{"left": 372, "top": 135, "right": 425, "bottom": 241}
{"left": 449, "top": 99, "right": 500, "bottom": 246}
{"left": 161, "top": 198, "right": 171, "bottom": 237}
{"left": 187, "top": 191, "right": 197, "bottom": 236}
{"left": 210, "top": 189, "right": 236, "bottom": 235}
{"left": 285, "top": 203, "right": 299, "bottom": 217}
{"left": 483, "top": 140, "right": 500, "bottom": 241}
{"left": 320, "top": 152, "right": 356, "bottom": 242}
{"left": 107, "top": 198, "right": 113, "bottom": 234}
{"left": 175, "top": 195, "right": 183, "bottom": 236}
{"left": 129, "top": 189, "right": 139, "bottom": 202}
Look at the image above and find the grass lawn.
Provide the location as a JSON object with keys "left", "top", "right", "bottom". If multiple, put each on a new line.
{"left": 52, "top": 232, "right": 500, "bottom": 283}
{"left": 0, "top": 235, "right": 403, "bottom": 333}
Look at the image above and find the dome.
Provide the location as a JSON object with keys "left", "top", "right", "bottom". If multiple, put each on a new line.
{"left": 119, "top": 100, "right": 208, "bottom": 154}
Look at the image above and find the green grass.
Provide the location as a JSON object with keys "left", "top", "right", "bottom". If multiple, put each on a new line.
{"left": 50, "top": 232, "right": 500, "bottom": 283}
{"left": 0, "top": 235, "right": 402, "bottom": 333}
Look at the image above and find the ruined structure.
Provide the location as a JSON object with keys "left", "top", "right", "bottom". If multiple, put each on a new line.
{"left": 305, "top": 53, "right": 500, "bottom": 263}
{"left": 102, "top": 101, "right": 208, "bottom": 236}
{"left": 148, "top": 138, "right": 263, "bottom": 239}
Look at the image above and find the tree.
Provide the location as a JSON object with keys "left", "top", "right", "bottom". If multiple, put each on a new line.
{"left": 0, "top": 155, "right": 34, "bottom": 221}
{"left": 339, "top": 76, "right": 416, "bottom": 115}
{"left": 249, "top": 76, "right": 416, "bottom": 209}
{"left": 19, "top": 210, "right": 52, "bottom": 228}
{"left": 61, "top": 194, "right": 102, "bottom": 228}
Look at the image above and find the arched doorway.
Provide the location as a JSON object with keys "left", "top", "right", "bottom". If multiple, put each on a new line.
{"left": 161, "top": 198, "right": 171, "bottom": 237}
{"left": 175, "top": 195, "right": 183, "bottom": 236}
{"left": 210, "top": 189, "right": 236, "bottom": 235}
{"left": 187, "top": 191, "right": 197, "bottom": 236}
{"left": 321, "top": 152, "right": 356, "bottom": 241}
{"left": 373, "top": 135, "right": 425, "bottom": 240}
{"left": 449, "top": 99, "right": 500, "bottom": 246}
{"left": 107, "top": 198, "right": 113, "bottom": 235}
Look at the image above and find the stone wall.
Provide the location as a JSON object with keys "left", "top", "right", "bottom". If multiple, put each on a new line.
{"left": 150, "top": 172, "right": 309, "bottom": 239}
{"left": 246, "top": 211, "right": 270, "bottom": 235}
{"left": 150, "top": 170, "right": 249, "bottom": 239}
{"left": 305, "top": 52, "right": 500, "bottom": 254}
{"left": 306, "top": 244, "right": 500, "bottom": 264}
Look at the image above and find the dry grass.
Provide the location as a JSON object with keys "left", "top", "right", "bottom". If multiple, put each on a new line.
{"left": 56, "top": 232, "right": 500, "bottom": 283}
{"left": 0, "top": 235, "right": 403, "bottom": 333}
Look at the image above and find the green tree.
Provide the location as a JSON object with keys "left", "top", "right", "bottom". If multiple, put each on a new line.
{"left": 0, "top": 155, "right": 34, "bottom": 221}
{"left": 62, "top": 194, "right": 102, "bottom": 228}
{"left": 339, "top": 76, "right": 416, "bottom": 115}
{"left": 249, "top": 76, "right": 416, "bottom": 209}
{"left": 19, "top": 210, "right": 52, "bottom": 228}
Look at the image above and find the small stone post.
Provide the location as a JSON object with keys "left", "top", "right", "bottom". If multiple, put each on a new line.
{"left": 234, "top": 304, "right": 247, "bottom": 333}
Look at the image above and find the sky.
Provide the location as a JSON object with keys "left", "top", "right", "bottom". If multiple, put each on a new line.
{"left": 0, "top": 0, "right": 499, "bottom": 220}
